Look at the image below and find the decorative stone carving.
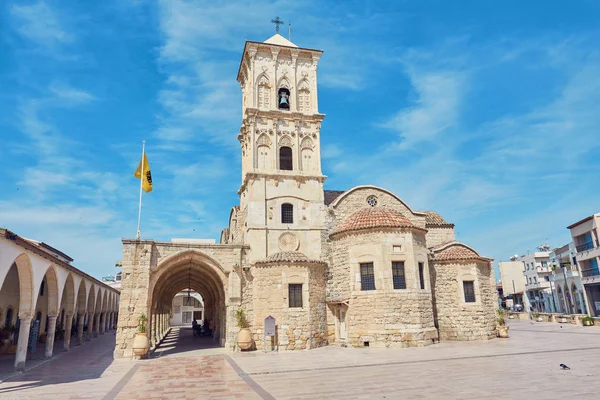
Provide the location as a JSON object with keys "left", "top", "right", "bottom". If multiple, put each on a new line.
{"left": 278, "top": 232, "right": 300, "bottom": 252}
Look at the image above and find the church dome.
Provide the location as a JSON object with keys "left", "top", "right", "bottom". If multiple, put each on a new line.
{"left": 332, "top": 207, "right": 420, "bottom": 236}
{"left": 432, "top": 242, "right": 491, "bottom": 262}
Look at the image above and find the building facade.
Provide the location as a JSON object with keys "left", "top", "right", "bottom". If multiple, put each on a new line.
{"left": 0, "top": 229, "right": 120, "bottom": 371}
{"left": 170, "top": 292, "right": 204, "bottom": 326}
{"left": 521, "top": 251, "right": 551, "bottom": 312}
{"left": 498, "top": 261, "right": 527, "bottom": 309}
{"left": 548, "top": 243, "right": 587, "bottom": 314}
{"left": 115, "top": 34, "right": 498, "bottom": 358}
{"left": 567, "top": 214, "right": 600, "bottom": 316}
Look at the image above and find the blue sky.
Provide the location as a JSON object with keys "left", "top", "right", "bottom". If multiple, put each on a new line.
{"left": 1, "top": 0, "right": 600, "bottom": 281}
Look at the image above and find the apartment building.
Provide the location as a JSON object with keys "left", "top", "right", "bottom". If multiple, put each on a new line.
{"left": 567, "top": 213, "right": 600, "bottom": 316}
{"left": 521, "top": 251, "right": 551, "bottom": 312}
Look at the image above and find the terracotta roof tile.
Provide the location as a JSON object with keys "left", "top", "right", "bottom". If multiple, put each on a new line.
{"left": 422, "top": 211, "right": 454, "bottom": 227}
{"left": 332, "top": 207, "right": 422, "bottom": 236}
{"left": 256, "top": 251, "right": 324, "bottom": 265}
{"left": 433, "top": 242, "right": 491, "bottom": 262}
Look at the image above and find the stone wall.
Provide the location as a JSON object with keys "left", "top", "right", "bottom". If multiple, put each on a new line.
{"left": 346, "top": 291, "right": 438, "bottom": 348}
{"left": 328, "top": 230, "right": 437, "bottom": 347}
{"left": 432, "top": 260, "right": 497, "bottom": 340}
{"left": 425, "top": 227, "right": 456, "bottom": 248}
{"left": 249, "top": 262, "right": 327, "bottom": 350}
{"left": 330, "top": 187, "right": 427, "bottom": 230}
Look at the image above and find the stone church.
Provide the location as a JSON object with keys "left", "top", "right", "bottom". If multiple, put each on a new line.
{"left": 115, "top": 34, "right": 497, "bottom": 358}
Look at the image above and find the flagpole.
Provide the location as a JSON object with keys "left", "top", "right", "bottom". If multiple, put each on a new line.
{"left": 136, "top": 140, "right": 145, "bottom": 239}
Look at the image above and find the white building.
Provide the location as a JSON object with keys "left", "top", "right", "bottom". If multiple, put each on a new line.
{"left": 567, "top": 213, "right": 600, "bottom": 317}
{"left": 170, "top": 291, "right": 204, "bottom": 326}
{"left": 498, "top": 261, "right": 527, "bottom": 309}
{"left": 548, "top": 243, "right": 587, "bottom": 314}
{"left": 521, "top": 249, "right": 551, "bottom": 312}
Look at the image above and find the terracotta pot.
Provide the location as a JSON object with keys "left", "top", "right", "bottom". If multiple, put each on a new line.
{"left": 497, "top": 325, "right": 509, "bottom": 338}
{"left": 583, "top": 320, "right": 593, "bottom": 326}
{"left": 133, "top": 332, "right": 149, "bottom": 356}
{"left": 237, "top": 328, "right": 252, "bottom": 350}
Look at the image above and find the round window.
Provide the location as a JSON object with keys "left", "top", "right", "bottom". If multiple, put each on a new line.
{"left": 366, "top": 195, "right": 378, "bottom": 207}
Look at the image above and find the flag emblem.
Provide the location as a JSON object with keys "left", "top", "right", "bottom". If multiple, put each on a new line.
{"left": 134, "top": 153, "right": 153, "bottom": 193}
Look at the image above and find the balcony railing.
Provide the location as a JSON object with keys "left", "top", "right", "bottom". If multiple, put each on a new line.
{"left": 581, "top": 267, "right": 600, "bottom": 278}
{"left": 576, "top": 240, "right": 597, "bottom": 252}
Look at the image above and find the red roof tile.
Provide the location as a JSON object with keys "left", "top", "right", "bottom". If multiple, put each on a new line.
{"left": 332, "top": 207, "right": 421, "bottom": 236}
{"left": 433, "top": 242, "right": 491, "bottom": 262}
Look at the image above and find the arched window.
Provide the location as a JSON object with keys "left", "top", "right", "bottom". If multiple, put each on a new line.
{"left": 278, "top": 88, "right": 290, "bottom": 110}
{"left": 257, "top": 75, "right": 270, "bottom": 109}
{"left": 5, "top": 308, "right": 13, "bottom": 327}
{"left": 281, "top": 203, "right": 294, "bottom": 224}
{"left": 279, "top": 146, "right": 293, "bottom": 170}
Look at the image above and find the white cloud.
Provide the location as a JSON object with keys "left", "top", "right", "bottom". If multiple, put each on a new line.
{"left": 11, "top": 1, "right": 72, "bottom": 47}
{"left": 49, "top": 84, "right": 96, "bottom": 104}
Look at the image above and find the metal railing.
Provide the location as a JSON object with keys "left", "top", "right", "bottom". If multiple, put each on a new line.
{"left": 576, "top": 241, "right": 595, "bottom": 252}
{"left": 581, "top": 267, "right": 600, "bottom": 278}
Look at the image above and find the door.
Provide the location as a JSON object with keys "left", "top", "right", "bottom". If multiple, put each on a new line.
{"left": 182, "top": 312, "right": 192, "bottom": 324}
{"left": 339, "top": 309, "right": 347, "bottom": 340}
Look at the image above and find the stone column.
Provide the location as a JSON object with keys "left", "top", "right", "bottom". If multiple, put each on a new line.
{"left": 63, "top": 313, "right": 73, "bottom": 350}
{"left": 100, "top": 313, "right": 105, "bottom": 335}
{"left": 77, "top": 313, "right": 85, "bottom": 345}
{"left": 14, "top": 316, "right": 33, "bottom": 371}
{"left": 45, "top": 315, "right": 58, "bottom": 358}
{"left": 93, "top": 314, "right": 100, "bottom": 338}
{"left": 105, "top": 312, "right": 110, "bottom": 332}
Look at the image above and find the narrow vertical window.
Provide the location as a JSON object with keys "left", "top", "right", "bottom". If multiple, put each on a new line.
{"left": 281, "top": 203, "right": 294, "bottom": 224}
{"left": 360, "top": 263, "right": 376, "bottom": 291}
{"left": 392, "top": 261, "right": 406, "bottom": 289}
{"left": 418, "top": 262, "right": 425, "bottom": 290}
{"left": 289, "top": 284, "right": 303, "bottom": 308}
{"left": 279, "top": 146, "right": 293, "bottom": 170}
{"left": 463, "top": 281, "right": 476, "bottom": 303}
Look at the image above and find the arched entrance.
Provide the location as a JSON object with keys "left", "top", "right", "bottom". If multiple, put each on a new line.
{"left": 148, "top": 250, "right": 229, "bottom": 352}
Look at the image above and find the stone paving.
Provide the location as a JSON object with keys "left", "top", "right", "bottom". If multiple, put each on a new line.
{"left": 0, "top": 321, "right": 599, "bottom": 399}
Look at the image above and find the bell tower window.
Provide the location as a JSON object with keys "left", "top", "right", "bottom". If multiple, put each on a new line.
{"left": 279, "top": 146, "right": 293, "bottom": 170}
{"left": 257, "top": 75, "right": 270, "bottom": 109}
{"left": 278, "top": 88, "right": 290, "bottom": 110}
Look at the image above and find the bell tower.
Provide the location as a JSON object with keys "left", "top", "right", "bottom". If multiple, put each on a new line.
{"left": 236, "top": 33, "right": 326, "bottom": 263}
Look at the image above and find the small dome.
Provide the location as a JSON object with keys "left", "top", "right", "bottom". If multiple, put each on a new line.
{"left": 265, "top": 251, "right": 309, "bottom": 263}
{"left": 333, "top": 207, "right": 417, "bottom": 236}
{"left": 432, "top": 242, "right": 490, "bottom": 262}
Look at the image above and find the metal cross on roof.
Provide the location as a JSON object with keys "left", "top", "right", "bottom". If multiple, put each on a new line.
{"left": 271, "top": 16, "right": 284, "bottom": 33}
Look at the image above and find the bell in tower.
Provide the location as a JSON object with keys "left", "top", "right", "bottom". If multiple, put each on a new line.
{"left": 278, "top": 88, "right": 290, "bottom": 109}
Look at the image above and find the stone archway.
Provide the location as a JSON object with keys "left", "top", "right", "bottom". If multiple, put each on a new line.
{"left": 148, "top": 250, "right": 229, "bottom": 350}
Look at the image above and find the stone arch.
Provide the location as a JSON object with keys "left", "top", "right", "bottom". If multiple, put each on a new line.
{"left": 556, "top": 284, "right": 565, "bottom": 313}
{"left": 76, "top": 279, "right": 87, "bottom": 315}
{"left": 331, "top": 185, "right": 421, "bottom": 215}
{"left": 297, "top": 78, "right": 311, "bottom": 112}
{"left": 36, "top": 265, "right": 60, "bottom": 317}
{"left": 12, "top": 254, "right": 34, "bottom": 317}
{"left": 300, "top": 137, "right": 314, "bottom": 172}
{"left": 59, "top": 273, "right": 75, "bottom": 327}
{"left": 257, "top": 133, "right": 272, "bottom": 170}
{"left": 277, "top": 77, "right": 291, "bottom": 110}
{"left": 256, "top": 73, "right": 271, "bottom": 109}
{"left": 149, "top": 249, "right": 229, "bottom": 347}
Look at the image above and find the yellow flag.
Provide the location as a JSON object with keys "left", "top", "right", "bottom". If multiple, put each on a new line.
{"left": 134, "top": 153, "right": 153, "bottom": 193}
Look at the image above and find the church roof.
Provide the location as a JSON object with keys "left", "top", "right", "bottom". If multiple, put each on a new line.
{"left": 255, "top": 251, "right": 324, "bottom": 265}
{"left": 324, "top": 190, "right": 345, "bottom": 206}
{"left": 264, "top": 33, "right": 297, "bottom": 48}
{"left": 421, "top": 211, "right": 455, "bottom": 228}
{"left": 332, "top": 207, "right": 424, "bottom": 236}
{"left": 431, "top": 241, "right": 492, "bottom": 262}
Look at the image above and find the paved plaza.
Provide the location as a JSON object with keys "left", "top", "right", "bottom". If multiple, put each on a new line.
{"left": 0, "top": 321, "right": 599, "bottom": 399}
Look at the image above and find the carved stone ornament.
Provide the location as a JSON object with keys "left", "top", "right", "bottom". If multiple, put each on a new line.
{"left": 278, "top": 232, "right": 300, "bottom": 252}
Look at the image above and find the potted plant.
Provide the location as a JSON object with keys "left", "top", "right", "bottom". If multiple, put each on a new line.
{"left": 132, "top": 313, "right": 149, "bottom": 357}
{"left": 235, "top": 308, "right": 252, "bottom": 350}
{"left": 497, "top": 309, "right": 509, "bottom": 338}
{"left": 582, "top": 316, "right": 594, "bottom": 326}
